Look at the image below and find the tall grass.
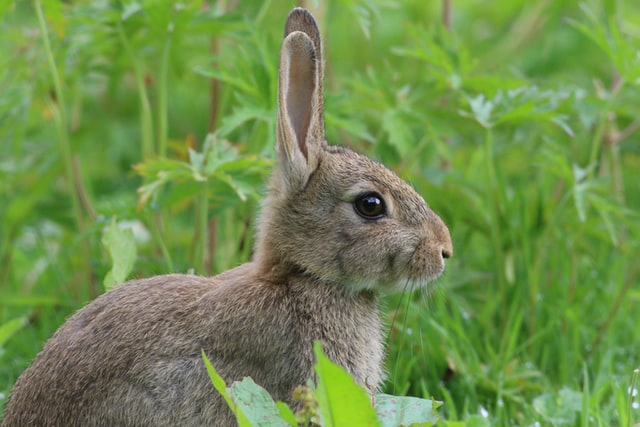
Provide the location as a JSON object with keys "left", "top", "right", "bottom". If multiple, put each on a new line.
{"left": 1, "top": 1, "right": 639, "bottom": 425}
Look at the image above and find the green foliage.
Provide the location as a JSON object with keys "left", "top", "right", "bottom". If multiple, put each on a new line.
{"left": 203, "top": 342, "right": 440, "bottom": 426}
{"left": 1, "top": 0, "right": 640, "bottom": 425}
{"left": 312, "top": 341, "right": 382, "bottom": 426}
{"left": 102, "top": 217, "right": 137, "bottom": 291}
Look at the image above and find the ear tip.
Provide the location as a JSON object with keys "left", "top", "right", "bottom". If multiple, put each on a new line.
{"left": 287, "top": 7, "right": 315, "bottom": 23}
{"left": 285, "top": 7, "right": 319, "bottom": 37}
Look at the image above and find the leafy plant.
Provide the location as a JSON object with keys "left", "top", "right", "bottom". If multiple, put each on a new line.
{"left": 203, "top": 342, "right": 441, "bottom": 427}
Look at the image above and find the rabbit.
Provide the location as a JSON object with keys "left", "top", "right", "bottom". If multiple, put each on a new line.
{"left": 2, "top": 7, "right": 452, "bottom": 427}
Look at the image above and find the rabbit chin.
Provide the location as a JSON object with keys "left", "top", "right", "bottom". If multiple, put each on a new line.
{"left": 345, "top": 273, "right": 441, "bottom": 294}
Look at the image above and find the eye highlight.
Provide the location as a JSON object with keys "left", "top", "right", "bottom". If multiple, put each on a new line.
{"left": 354, "top": 192, "right": 386, "bottom": 219}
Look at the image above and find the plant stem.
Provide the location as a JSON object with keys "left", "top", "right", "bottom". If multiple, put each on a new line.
{"left": 149, "top": 213, "right": 174, "bottom": 272}
{"left": 442, "top": 0, "right": 452, "bottom": 31}
{"left": 588, "top": 262, "right": 639, "bottom": 356}
{"left": 34, "top": 0, "right": 84, "bottom": 230}
{"left": 157, "top": 26, "right": 173, "bottom": 158}
{"left": 117, "top": 19, "right": 154, "bottom": 159}
{"left": 194, "top": 182, "right": 209, "bottom": 273}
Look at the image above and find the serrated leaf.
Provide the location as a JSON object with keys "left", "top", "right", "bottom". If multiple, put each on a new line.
{"left": 375, "top": 394, "right": 441, "bottom": 427}
{"left": 194, "top": 66, "right": 258, "bottom": 96}
{"left": 382, "top": 110, "right": 413, "bottom": 156}
{"left": 468, "top": 95, "right": 494, "bottom": 128}
{"left": 102, "top": 217, "right": 137, "bottom": 291}
{"left": 215, "top": 107, "right": 272, "bottom": 138}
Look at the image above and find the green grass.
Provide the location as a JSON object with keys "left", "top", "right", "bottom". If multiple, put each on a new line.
{"left": 1, "top": 0, "right": 639, "bottom": 425}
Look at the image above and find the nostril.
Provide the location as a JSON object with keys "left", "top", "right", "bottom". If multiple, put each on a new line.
{"left": 442, "top": 249, "right": 451, "bottom": 259}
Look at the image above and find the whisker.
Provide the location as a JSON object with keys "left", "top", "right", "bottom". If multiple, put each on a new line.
{"left": 389, "top": 277, "right": 415, "bottom": 395}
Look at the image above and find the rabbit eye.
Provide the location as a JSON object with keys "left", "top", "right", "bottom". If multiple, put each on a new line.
{"left": 354, "top": 193, "right": 386, "bottom": 219}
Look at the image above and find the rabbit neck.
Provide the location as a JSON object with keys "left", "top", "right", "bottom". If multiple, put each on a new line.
{"left": 270, "top": 265, "right": 384, "bottom": 392}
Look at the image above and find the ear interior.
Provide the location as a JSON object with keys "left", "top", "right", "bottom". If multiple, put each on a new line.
{"left": 279, "top": 32, "right": 317, "bottom": 159}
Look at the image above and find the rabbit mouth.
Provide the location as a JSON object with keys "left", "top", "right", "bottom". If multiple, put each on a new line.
{"left": 343, "top": 247, "right": 445, "bottom": 294}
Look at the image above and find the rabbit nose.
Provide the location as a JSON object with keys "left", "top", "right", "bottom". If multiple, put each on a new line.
{"left": 439, "top": 227, "right": 453, "bottom": 260}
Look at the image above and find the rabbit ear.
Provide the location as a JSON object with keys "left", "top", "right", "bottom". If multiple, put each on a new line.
{"left": 284, "top": 7, "right": 324, "bottom": 116}
{"left": 277, "top": 8, "right": 325, "bottom": 190}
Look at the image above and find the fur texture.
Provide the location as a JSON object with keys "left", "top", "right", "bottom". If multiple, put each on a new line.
{"left": 3, "top": 8, "right": 452, "bottom": 427}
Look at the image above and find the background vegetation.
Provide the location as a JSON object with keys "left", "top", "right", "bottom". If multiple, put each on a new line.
{"left": 1, "top": 0, "right": 639, "bottom": 425}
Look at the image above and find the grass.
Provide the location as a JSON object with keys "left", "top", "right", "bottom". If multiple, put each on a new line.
{"left": 1, "top": 0, "right": 639, "bottom": 425}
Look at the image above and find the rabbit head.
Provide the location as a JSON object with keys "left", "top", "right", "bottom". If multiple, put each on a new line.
{"left": 255, "top": 8, "right": 452, "bottom": 293}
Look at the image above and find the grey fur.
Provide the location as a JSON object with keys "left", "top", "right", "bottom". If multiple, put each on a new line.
{"left": 2, "top": 8, "right": 452, "bottom": 427}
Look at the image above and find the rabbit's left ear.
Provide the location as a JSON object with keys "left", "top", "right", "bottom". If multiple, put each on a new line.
{"left": 276, "top": 8, "right": 325, "bottom": 190}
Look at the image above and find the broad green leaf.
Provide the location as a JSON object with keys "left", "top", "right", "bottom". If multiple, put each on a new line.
{"left": 102, "top": 217, "right": 137, "bottom": 291}
{"left": 313, "top": 341, "right": 381, "bottom": 427}
{"left": 375, "top": 394, "right": 441, "bottom": 427}
{"left": 533, "top": 388, "right": 583, "bottom": 425}
{"left": 201, "top": 350, "right": 251, "bottom": 427}
{"left": 441, "top": 416, "right": 490, "bottom": 427}
{"left": 276, "top": 401, "right": 297, "bottom": 426}
{"left": 466, "top": 415, "right": 492, "bottom": 427}
{"left": 228, "top": 377, "right": 290, "bottom": 427}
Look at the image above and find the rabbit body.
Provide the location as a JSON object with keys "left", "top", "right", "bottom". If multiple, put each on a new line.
{"left": 4, "top": 268, "right": 382, "bottom": 426}
{"left": 3, "top": 7, "right": 452, "bottom": 427}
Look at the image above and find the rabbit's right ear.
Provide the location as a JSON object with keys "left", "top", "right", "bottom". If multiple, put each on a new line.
{"left": 276, "top": 8, "right": 325, "bottom": 191}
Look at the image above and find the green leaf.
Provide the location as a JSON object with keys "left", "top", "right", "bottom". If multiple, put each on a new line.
{"left": 533, "top": 388, "right": 583, "bottom": 425}
{"left": 228, "top": 377, "right": 290, "bottom": 427}
{"left": 0, "top": 295, "right": 62, "bottom": 307}
{"left": 215, "top": 106, "right": 273, "bottom": 138}
{"left": 466, "top": 415, "right": 492, "bottom": 427}
{"left": 467, "top": 95, "right": 494, "bottom": 128}
{"left": 276, "top": 401, "right": 297, "bottom": 426}
{"left": 41, "top": 0, "right": 67, "bottom": 38}
{"left": 102, "top": 217, "right": 137, "bottom": 291}
{"left": 382, "top": 109, "right": 413, "bottom": 156}
{"left": 194, "top": 66, "right": 259, "bottom": 97}
{"left": 313, "top": 341, "right": 381, "bottom": 427}
{"left": 0, "top": 0, "right": 15, "bottom": 23}
{"left": 0, "top": 317, "right": 27, "bottom": 348}
{"left": 375, "top": 394, "right": 441, "bottom": 427}
{"left": 201, "top": 350, "right": 251, "bottom": 426}
{"left": 121, "top": 2, "right": 143, "bottom": 21}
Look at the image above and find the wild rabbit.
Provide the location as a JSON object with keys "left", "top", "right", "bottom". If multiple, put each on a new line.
{"left": 2, "top": 7, "right": 452, "bottom": 427}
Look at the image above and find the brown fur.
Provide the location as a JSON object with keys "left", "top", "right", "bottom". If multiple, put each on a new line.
{"left": 2, "top": 8, "right": 452, "bottom": 427}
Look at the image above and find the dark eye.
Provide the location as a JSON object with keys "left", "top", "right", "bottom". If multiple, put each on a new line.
{"left": 354, "top": 193, "right": 386, "bottom": 219}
